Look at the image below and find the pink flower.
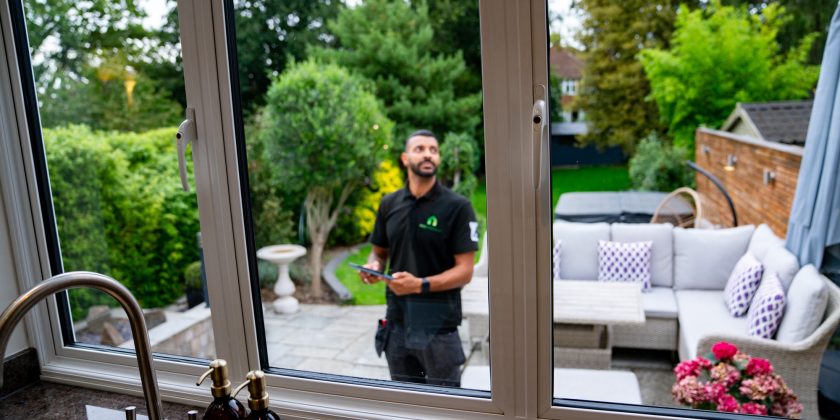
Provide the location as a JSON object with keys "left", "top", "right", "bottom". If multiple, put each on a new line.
{"left": 672, "top": 376, "right": 709, "bottom": 406}
{"left": 739, "top": 402, "right": 768, "bottom": 415}
{"left": 716, "top": 394, "right": 739, "bottom": 413}
{"left": 697, "top": 357, "right": 713, "bottom": 369}
{"left": 705, "top": 382, "right": 726, "bottom": 401}
{"left": 745, "top": 357, "right": 774, "bottom": 376}
{"left": 712, "top": 341, "right": 738, "bottom": 361}
{"left": 710, "top": 362, "right": 741, "bottom": 387}
{"left": 674, "top": 360, "right": 701, "bottom": 380}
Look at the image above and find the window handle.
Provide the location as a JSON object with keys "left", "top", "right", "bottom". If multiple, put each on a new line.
{"left": 532, "top": 99, "right": 548, "bottom": 189}
{"left": 176, "top": 108, "right": 197, "bottom": 192}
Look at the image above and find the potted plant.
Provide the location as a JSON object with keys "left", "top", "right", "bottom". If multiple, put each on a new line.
{"left": 673, "top": 341, "right": 803, "bottom": 418}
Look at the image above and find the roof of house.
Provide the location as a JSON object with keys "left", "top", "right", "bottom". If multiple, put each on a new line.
{"left": 721, "top": 100, "right": 813, "bottom": 145}
{"left": 550, "top": 47, "right": 583, "bottom": 80}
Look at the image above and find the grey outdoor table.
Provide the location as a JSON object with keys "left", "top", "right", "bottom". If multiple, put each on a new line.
{"left": 554, "top": 191, "right": 692, "bottom": 224}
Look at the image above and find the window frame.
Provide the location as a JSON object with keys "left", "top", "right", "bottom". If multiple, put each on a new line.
{"left": 0, "top": 0, "right": 717, "bottom": 418}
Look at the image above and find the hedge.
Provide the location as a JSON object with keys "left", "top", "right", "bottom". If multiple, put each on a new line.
{"left": 44, "top": 125, "right": 200, "bottom": 320}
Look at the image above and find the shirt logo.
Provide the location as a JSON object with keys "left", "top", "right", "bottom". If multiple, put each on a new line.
{"left": 419, "top": 215, "right": 442, "bottom": 232}
{"left": 469, "top": 221, "right": 479, "bottom": 242}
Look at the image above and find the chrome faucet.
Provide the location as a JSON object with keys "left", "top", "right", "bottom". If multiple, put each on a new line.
{"left": 0, "top": 272, "right": 164, "bottom": 420}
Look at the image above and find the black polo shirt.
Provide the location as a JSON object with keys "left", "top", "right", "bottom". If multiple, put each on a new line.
{"left": 370, "top": 182, "right": 479, "bottom": 332}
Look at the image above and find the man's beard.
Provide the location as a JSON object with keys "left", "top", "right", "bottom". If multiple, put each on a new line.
{"left": 409, "top": 160, "right": 437, "bottom": 178}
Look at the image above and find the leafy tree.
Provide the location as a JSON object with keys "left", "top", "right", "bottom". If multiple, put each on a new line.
{"left": 722, "top": 0, "right": 838, "bottom": 64}
{"left": 628, "top": 132, "right": 693, "bottom": 191}
{"left": 258, "top": 61, "right": 393, "bottom": 298}
{"left": 310, "top": 0, "right": 482, "bottom": 146}
{"left": 424, "top": 0, "right": 482, "bottom": 93}
{"left": 331, "top": 160, "right": 404, "bottom": 246}
{"left": 574, "top": 0, "right": 682, "bottom": 153}
{"left": 439, "top": 132, "right": 479, "bottom": 198}
{"left": 639, "top": 2, "right": 819, "bottom": 151}
{"left": 230, "top": 0, "right": 344, "bottom": 115}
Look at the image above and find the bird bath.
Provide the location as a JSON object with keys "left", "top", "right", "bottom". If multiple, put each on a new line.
{"left": 257, "top": 244, "right": 307, "bottom": 314}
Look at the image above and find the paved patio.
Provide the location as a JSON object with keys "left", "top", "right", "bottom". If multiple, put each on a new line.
{"left": 261, "top": 303, "right": 679, "bottom": 408}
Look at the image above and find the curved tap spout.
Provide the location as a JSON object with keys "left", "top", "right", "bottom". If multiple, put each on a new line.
{"left": 0, "top": 272, "right": 163, "bottom": 420}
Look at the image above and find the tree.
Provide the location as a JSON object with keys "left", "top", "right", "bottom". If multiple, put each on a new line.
{"left": 639, "top": 2, "right": 819, "bottom": 151}
{"left": 628, "top": 132, "right": 693, "bottom": 192}
{"left": 574, "top": 0, "right": 683, "bottom": 153}
{"left": 722, "top": 0, "right": 838, "bottom": 64}
{"left": 439, "top": 132, "right": 479, "bottom": 198}
{"left": 309, "top": 0, "right": 482, "bottom": 146}
{"left": 229, "top": 0, "right": 344, "bottom": 115}
{"left": 258, "top": 61, "right": 393, "bottom": 298}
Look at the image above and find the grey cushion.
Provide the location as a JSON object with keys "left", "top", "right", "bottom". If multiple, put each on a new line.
{"left": 611, "top": 223, "right": 674, "bottom": 287}
{"left": 676, "top": 290, "right": 749, "bottom": 359}
{"left": 673, "top": 225, "right": 755, "bottom": 290}
{"left": 643, "top": 287, "right": 678, "bottom": 318}
{"left": 747, "top": 224, "right": 785, "bottom": 260}
{"left": 776, "top": 265, "right": 829, "bottom": 343}
{"left": 760, "top": 246, "right": 800, "bottom": 292}
{"left": 552, "top": 221, "right": 610, "bottom": 280}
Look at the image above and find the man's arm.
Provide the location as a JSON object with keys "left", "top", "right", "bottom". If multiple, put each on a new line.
{"left": 389, "top": 251, "right": 475, "bottom": 296}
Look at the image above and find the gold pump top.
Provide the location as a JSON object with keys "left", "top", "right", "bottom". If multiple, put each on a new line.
{"left": 232, "top": 370, "right": 270, "bottom": 411}
{"left": 196, "top": 359, "right": 233, "bottom": 398}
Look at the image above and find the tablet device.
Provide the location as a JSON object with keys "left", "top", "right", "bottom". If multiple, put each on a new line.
{"left": 348, "top": 262, "right": 394, "bottom": 281}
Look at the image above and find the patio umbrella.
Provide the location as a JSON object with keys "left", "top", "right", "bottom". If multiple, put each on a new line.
{"left": 786, "top": 2, "right": 840, "bottom": 269}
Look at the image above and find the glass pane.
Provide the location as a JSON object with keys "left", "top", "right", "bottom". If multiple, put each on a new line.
{"left": 549, "top": 0, "right": 827, "bottom": 417}
{"left": 229, "top": 0, "right": 490, "bottom": 390}
{"left": 22, "top": 0, "right": 215, "bottom": 359}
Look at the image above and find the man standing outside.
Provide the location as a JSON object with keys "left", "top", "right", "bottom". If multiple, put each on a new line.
{"left": 359, "top": 129, "right": 479, "bottom": 387}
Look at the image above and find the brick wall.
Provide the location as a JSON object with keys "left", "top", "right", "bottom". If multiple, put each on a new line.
{"left": 694, "top": 128, "right": 802, "bottom": 237}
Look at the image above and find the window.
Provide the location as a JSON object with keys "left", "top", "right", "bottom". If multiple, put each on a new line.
{"left": 2, "top": 0, "right": 826, "bottom": 419}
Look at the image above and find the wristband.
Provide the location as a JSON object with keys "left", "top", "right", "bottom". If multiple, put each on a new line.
{"left": 421, "top": 277, "right": 430, "bottom": 294}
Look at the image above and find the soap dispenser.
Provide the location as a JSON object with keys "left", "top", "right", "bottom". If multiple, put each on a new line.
{"left": 232, "top": 370, "right": 282, "bottom": 420}
{"left": 196, "top": 359, "right": 248, "bottom": 419}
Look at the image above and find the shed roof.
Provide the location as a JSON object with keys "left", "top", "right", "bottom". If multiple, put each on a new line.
{"left": 721, "top": 100, "right": 812, "bottom": 145}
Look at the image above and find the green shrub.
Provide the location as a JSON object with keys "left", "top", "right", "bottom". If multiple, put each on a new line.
{"left": 628, "top": 133, "right": 693, "bottom": 192}
{"left": 184, "top": 261, "right": 202, "bottom": 290}
{"left": 44, "top": 125, "right": 200, "bottom": 320}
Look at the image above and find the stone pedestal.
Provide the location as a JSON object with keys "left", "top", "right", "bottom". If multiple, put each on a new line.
{"left": 257, "top": 244, "right": 307, "bottom": 314}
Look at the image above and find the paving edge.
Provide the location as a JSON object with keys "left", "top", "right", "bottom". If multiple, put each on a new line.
{"left": 323, "top": 245, "right": 364, "bottom": 302}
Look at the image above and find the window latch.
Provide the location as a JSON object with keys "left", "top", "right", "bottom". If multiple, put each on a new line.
{"left": 176, "top": 108, "right": 197, "bottom": 192}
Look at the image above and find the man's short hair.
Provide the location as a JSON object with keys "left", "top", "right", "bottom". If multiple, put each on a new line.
{"left": 405, "top": 129, "right": 438, "bottom": 150}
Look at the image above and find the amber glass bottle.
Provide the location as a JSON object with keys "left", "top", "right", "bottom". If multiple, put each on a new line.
{"left": 232, "top": 370, "right": 282, "bottom": 420}
{"left": 196, "top": 359, "right": 247, "bottom": 419}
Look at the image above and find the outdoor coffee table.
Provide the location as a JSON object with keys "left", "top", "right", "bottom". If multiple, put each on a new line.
{"left": 552, "top": 280, "right": 645, "bottom": 369}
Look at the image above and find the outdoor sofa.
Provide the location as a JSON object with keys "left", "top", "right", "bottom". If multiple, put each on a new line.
{"left": 548, "top": 221, "right": 840, "bottom": 418}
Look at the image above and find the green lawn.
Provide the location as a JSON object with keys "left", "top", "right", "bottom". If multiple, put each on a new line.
{"left": 335, "top": 244, "right": 387, "bottom": 305}
{"left": 335, "top": 165, "right": 631, "bottom": 305}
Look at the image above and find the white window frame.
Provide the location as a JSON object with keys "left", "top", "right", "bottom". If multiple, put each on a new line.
{"left": 0, "top": 0, "right": 678, "bottom": 418}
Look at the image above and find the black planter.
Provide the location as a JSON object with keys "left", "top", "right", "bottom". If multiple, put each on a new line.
{"left": 186, "top": 288, "right": 205, "bottom": 309}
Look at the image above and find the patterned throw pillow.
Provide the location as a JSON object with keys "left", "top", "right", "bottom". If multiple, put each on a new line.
{"left": 747, "top": 272, "right": 786, "bottom": 339}
{"left": 552, "top": 240, "right": 562, "bottom": 281}
{"left": 597, "top": 240, "right": 652, "bottom": 290}
{"left": 723, "top": 252, "right": 764, "bottom": 317}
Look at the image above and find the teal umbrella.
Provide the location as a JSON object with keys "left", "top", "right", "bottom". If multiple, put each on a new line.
{"left": 786, "top": 3, "right": 840, "bottom": 268}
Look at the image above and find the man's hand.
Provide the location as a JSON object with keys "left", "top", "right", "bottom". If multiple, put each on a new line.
{"left": 389, "top": 272, "right": 423, "bottom": 296}
{"left": 359, "top": 261, "right": 383, "bottom": 285}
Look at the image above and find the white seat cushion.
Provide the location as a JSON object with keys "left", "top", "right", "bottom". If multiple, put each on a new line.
{"left": 643, "top": 287, "right": 679, "bottom": 318}
{"left": 776, "top": 265, "right": 829, "bottom": 343}
{"left": 760, "top": 246, "right": 800, "bottom": 292}
{"left": 676, "top": 290, "right": 749, "bottom": 359}
{"left": 611, "top": 223, "right": 674, "bottom": 287}
{"left": 552, "top": 221, "right": 610, "bottom": 280}
{"left": 673, "top": 225, "right": 755, "bottom": 290}
{"left": 461, "top": 366, "right": 642, "bottom": 404}
{"left": 747, "top": 224, "right": 785, "bottom": 260}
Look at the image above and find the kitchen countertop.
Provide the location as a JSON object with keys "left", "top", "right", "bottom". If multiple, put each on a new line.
{"left": 0, "top": 380, "right": 201, "bottom": 419}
